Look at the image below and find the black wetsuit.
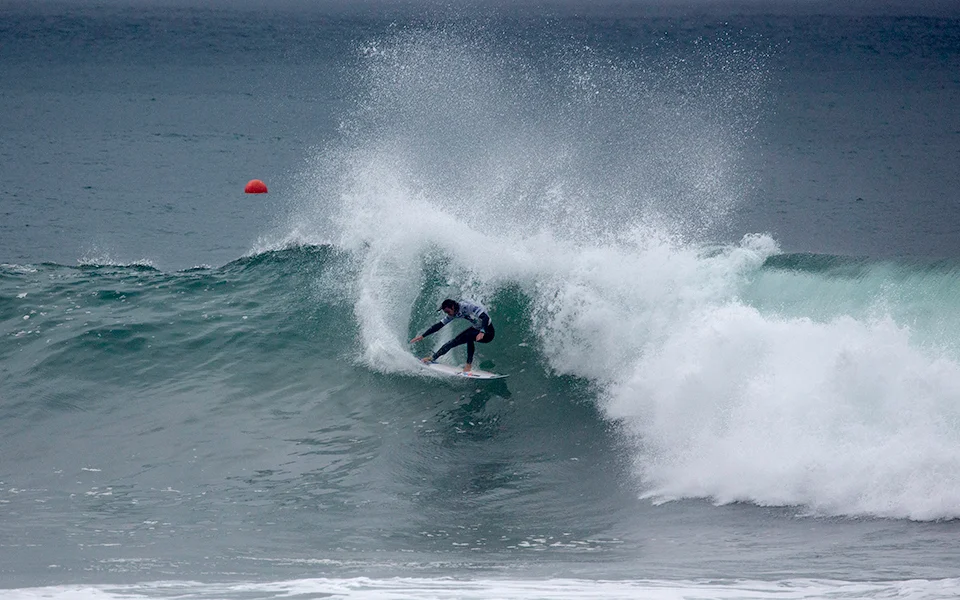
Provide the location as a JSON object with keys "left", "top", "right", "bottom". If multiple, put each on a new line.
{"left": 420, "top": 300, "right": 495, "bottom": 364}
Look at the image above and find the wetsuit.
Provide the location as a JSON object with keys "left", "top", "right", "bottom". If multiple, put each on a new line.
{"left": 420, "top": 300, "right": 496, "bottom": 364}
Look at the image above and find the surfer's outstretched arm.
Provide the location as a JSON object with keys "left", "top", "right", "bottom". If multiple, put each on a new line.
{"left": 421, "top": 321, "right": 445, "bottom": 337}
{"left": 410, "top": 321, "right": 445, "bottom": 344}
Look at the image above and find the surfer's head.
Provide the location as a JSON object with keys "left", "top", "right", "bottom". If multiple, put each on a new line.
{"left": 439, "top": 299, "right": 458, "bottom": 316}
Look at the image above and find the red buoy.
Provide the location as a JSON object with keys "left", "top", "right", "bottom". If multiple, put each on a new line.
{"left": 245, "top": 179, "right": 268, "bottom": 194}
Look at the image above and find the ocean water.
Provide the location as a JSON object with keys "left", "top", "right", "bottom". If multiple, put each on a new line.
{"left": 2, "top": 0, "right": 960, "bottom": 598}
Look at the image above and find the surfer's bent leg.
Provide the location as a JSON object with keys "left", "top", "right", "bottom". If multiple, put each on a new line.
{"left": 433, "top": 328, "right": 482, "bottom": 362}
{"left": 479, "top": 323, "right": 495, "bottom": 344}
{"left": 468, "top": 324, "right": 495, "bottom": 364}
{"left": 466, "top": 338, "right": 476, "bottom": 365}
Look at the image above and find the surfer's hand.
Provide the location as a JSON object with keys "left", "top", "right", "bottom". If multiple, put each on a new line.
{"left": 475, "top": 332, "right": 484, "bottom": 341}
{"left": 410, "top": 335, "right": 423, "bottom": 343}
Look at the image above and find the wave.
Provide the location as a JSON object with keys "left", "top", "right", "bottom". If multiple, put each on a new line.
{"left": 275, "top": 29, "right": 960, "bottom": 512}
{"left": 4, "top": 240, "right": 960, "bottom": 523}
{"left": 275, "top": 25, "right": 960, "bottom": 522}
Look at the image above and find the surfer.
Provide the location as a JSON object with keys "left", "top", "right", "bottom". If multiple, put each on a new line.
{"left": 410, "top": 299, "right": 495, "bottom": 373}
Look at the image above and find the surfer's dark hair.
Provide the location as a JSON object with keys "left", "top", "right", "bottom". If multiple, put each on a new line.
{"left": 439, "top": 299, "right": 458, "bottom": 312}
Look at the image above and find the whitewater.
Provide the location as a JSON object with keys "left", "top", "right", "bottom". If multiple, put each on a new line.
{"left": 268, "top": 25, "right": 960, "bottom": 522}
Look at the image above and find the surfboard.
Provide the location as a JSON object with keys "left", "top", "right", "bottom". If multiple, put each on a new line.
{"left": 421, "top": 361, "right": 508, "bottom": 380}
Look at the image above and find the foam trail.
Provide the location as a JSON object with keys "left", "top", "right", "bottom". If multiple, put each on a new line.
{"left": 8, "top": 577, "right": 960, "bottom": 600}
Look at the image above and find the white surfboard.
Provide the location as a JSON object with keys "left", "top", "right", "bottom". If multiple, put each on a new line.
{"left": 421, "top": 361, "right": 508, "bottom": 380}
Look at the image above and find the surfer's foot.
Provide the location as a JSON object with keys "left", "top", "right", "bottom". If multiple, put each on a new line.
{"left": 421, "top": 356, "right": 434, "bottom": 363}
{"left": 462, "top": 363, "right": 472, "bottom": 372}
